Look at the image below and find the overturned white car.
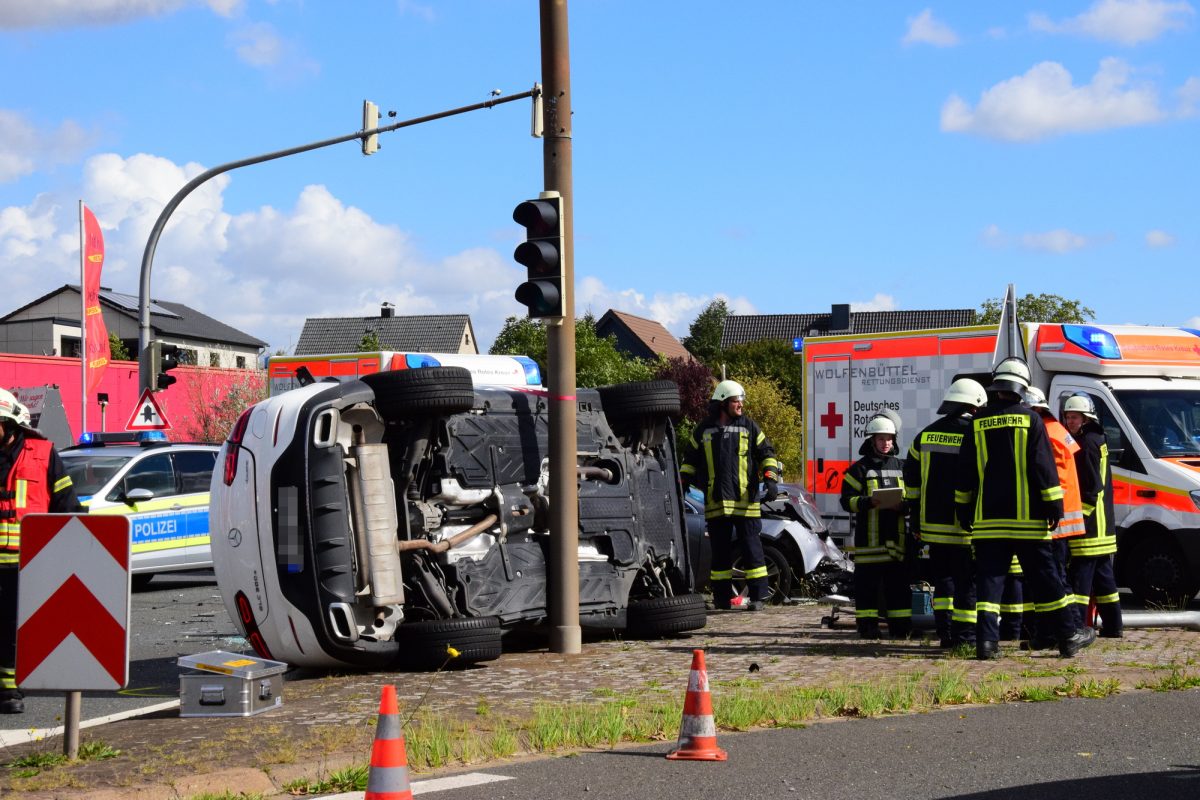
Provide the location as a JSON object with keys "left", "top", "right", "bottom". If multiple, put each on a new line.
{"left": 210, "top": 367, "right": 705, "bottom": 669}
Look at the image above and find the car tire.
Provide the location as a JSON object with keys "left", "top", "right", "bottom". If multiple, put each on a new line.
{"left": 396, "top": 616, "right": 502, "bottom": 671}
{"left": 626, "top": 593, "right": 707, "bottom": 638}
{"left": 597, "top": 380, "right": 682, "bottom": 422}
{"left": 1125, "top": 537, "right": 1200, "bottom": 606}
{"left": 732, "top": 544, "right": 793, "bottom": 604}
{"left": 361, "top": 366, "right": 475, "bottom": 417}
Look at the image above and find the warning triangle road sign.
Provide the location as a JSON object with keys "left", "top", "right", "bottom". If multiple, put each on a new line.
{"left": 125, "top": 388, "right": 173, "bottom": 431}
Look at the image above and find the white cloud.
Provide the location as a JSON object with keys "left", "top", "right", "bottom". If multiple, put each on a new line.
{"left": 574, "top": 277, "right": 756, "bottom": 338}
{"left": 1029, "top": 0, "right": 1194, "bottom": 46}
{"left": 981, "top": 224, "right": 1097, "bottom": 253}
{"left": 1180, "top": 77, "right": 1200, "bottom": 116}
{"left": 903, "top": 8, "right": 960, "bottom": 47}
{"left": 1186, "top": 316, "right": 1200, "bottom": 329}
{"left": 850, "top": 294, "right": 898, "bottom": 312}
{"left": 0, "top": 0, "right": 241, "bottom": 29}
{"left": 0, "top": 110, "right": 95, "bottom": 183}
{"left": 226, "top": 23, "right": 319, "bottom": 79}
{"left": 397, "top": 0, "right": 436, "bottom": 23}
{"left": 0, "top": 152, "right": 537, "bottom": 352}
{"left": 1146, "top": 229, "right": 1176, "bottom": 247}
{"left": 941, "top": 58, "right": 1164, "bottom": 141}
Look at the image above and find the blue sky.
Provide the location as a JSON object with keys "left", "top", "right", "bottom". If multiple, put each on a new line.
{"left": 1, "top": 1, "right": 1196, "bottom": 354}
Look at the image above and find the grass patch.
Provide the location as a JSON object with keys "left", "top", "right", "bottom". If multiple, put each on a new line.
{"left": 185, "top": 792, "right": 267, "bottom": 800}
{"left": 1137, "top": 668, "right": 1200, "bottom": 691}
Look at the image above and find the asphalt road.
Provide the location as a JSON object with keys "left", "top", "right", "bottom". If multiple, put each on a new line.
{"left": 1, "top": 570, "right": 243, "bottom": 738}
{"left": 416, "top": 688, "right": 1200, "bottom": 800}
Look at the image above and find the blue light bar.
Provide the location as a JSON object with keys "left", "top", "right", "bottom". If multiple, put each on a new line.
{"left": 792, "top": 337, "right": 804, "bottom": 353}
{"left": 1062, "top": 325, "right": 1121, "bottom": 360}
{"left": 405, "top": 354, "right": 442, "bottom": 369}
{"left": 136, "top": 430, "right": 168, "bottom": 442}
{"left": 515, "top": 356, "right": 543, "bottom": 385}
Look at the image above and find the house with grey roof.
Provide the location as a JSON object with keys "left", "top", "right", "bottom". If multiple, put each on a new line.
{"left": 294, "top": 304, "right": 477, "bottom": 355}
{"left": 0, "top": 284, "right": 267, "bottom": 369}
{"left": 595, "top": 309, "right": 693, "bottom": 363}
{"left": 721, "top": 304, "right": 977, "bottom": 350}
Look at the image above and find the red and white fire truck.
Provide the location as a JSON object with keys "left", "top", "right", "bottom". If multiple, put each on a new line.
{"left": 805, "top": 320, "right": 1200, "bottom": 603}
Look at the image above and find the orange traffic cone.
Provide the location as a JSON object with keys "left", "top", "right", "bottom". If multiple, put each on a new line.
{"left": 365, "top": 685, "right": 413, "bottom": 800}
{"left": 666, "top": 648, "right": 727, "bottom": 761}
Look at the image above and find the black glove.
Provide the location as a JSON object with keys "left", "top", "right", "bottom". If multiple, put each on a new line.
{"left": 762, "top": 478, "right": 778, "bottom": 503}
{"left": 1047, "top": 515, "right": 1061, "bottom": 532}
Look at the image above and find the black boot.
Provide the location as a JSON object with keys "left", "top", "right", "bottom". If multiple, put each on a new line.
{"left": 1059, "top": 627, "right": 1097, "bottom": 657}
{"left": 857, "top": 619, "right": 882, "bottom": 640}
{"left": 976, "top": 640, "right": 1000, "bottom": 660}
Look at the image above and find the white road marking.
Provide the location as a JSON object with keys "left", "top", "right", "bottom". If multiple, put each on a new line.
{"left": 320, "top": 771, "right": 514, "bottom": 799}
{"left": 0, "top": 699, "right": 181, "bottom": 747}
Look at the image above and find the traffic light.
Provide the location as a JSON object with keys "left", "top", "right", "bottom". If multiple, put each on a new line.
{"left": 512, "top": 192, "right": 564, "bottom": 319}
{"left": 143, "top": 341, "right": 181, "bottom": 391}
{"left": 362, "top": 100, "right": 379, "bottom": 156}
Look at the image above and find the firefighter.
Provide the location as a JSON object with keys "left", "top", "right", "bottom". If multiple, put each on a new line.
{"left": 1022, "top": 387, "right": 1086, "bottom": 649}
{"left": 955, "top": 358, "right": 1095, "bottom": 660}
{"left": 843, "top": 414, "right": 911, "bottom": 639}
{"left": 1061, "top": 393, "right": 1123, "bottom": 638}
{"left": 904, "top": 378, "right": 986, "bottom": 647}
{"left": 680, "top": 380, "right": 781, "bottom": 611}
{"left": 0, "top": 388, "right": 84, "bottom": 713}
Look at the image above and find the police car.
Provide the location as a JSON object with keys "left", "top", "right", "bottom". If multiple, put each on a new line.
{"left": 59, "top": 432, "right": 219, "bottom": 587}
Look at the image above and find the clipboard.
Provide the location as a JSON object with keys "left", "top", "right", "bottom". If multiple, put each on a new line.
{"left": 870, "top": 487, "right": 904, "bottom": 510}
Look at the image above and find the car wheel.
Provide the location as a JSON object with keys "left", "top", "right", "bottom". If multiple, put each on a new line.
{"left": 131, "top": 573, "right": 155, "bottom": 592}
{"left": 361, "top": 366, "right": 475, "bottom": 417}
{"left": 597, "top": 380, "right": 682, "bottom": 422}
{"left": 626, "top": 593, "right": 707, "bottom": 638}
{"left": 396, "top": 616, "right": 502, "bottom": 671}
{"left": 1125, "top": 538, "right": 1200, "bottom": 607}
{"left": 731, "top": 544, "right": 793, "bottom": 604}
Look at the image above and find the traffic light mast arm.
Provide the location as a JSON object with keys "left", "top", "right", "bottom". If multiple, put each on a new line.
{"left": 136, "top": 86, "right": 541, "bottom": 390}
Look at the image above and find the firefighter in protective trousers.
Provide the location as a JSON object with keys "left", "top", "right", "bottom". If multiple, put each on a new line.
{"left": 0, "top": 389, "right": 84, "bottom": 713}
{"left": 842, "top": 413, "right": 911, "bottom": 639}
{"left": 904, "top": 379, "right": 987, "bottom": 647}
{"left": 954, "top": 359, "right": 1096, "bottom": 660}
{"left": 680, "top": 380, "right": 781, "bottom": 611}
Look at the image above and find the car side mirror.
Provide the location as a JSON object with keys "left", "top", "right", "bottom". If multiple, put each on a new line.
{"left": 125, "top": 487, "right": 155, "bottom": 505}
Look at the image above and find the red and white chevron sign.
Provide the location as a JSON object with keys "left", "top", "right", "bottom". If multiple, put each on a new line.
{"left": 16, "top": 514, "right": 131, "bottom": 690}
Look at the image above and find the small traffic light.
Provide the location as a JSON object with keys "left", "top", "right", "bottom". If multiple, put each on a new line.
{"left": 362, "top": 100, "right": 379, "bottom": 156}
{"left": 158, "top": 343, "right": 180, "bottom": 390}
{"left": 512, "top": 192, "right": 564, "bottom": 319}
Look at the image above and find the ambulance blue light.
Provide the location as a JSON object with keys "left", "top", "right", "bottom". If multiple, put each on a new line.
{"left": 405, "top": 354, "right": 442, "bottom": 369}
{"left": 515, "top": 356, "right": 542, "bottom": 385}
{"left": 1063, "top": 325, "right": 1121, "bottom": 360}
{"left": 136, "top": 430, "right": 168, "bottom": 442}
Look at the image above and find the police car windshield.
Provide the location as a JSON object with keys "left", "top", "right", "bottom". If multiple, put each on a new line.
{"left": 61, "top": 453, "right": 134, "bottom": 496}
{"left": 1115, "top": 389, "right": 1200, "bottom": 457}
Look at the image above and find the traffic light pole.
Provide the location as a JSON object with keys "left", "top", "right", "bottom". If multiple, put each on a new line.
{"left": 539, "top": 0, "right": 581, "bottom": 655}
{"left": 135, "top": 88, "right": 538, "bottom": 391}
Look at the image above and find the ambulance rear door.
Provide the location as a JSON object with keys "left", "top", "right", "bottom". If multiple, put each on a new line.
{"left": 807, "top": 350, "right": 854, "bottom": 545}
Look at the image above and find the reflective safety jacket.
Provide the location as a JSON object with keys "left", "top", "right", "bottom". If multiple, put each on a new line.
{"left": 1069, "top": 421, "right": 1117, "bottom": 557}
{"left": 1042, "top": 415, "right": 1085, "bottom": 540}
{"left": 841, "top": 439, "right": 907, "bottom": 564}
{"left": 681, "top": 415, "right": 780, "bottom": 519}
{"left": 955, "top": 398, "right": 1063, "bottom": 540}
{"left": 903, "top": 413, "right": 972, "bottom": 546}
{"left": 0, "top": 434, "right": 82, "bottom": 566}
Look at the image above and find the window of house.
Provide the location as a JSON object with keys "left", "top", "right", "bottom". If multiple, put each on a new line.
{"left": 178, "top": 348, "right": 198, "bottom": 365}
{"left": 236, "top": 355, "right": 246, "bottom": 369}
{"left": 209, "top": 352, "right": 221, "bottom": 367}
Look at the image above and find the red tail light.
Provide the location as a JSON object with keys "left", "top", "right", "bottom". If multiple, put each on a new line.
{"left": 223, "top": 407, "right": 254, "bottom": 486}
{"left": 234, "top": 591, "right": 274, "bottom": 660}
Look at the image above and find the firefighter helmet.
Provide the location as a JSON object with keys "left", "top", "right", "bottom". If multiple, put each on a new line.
{"left": 0, "top": 389, "right": 20, "bottom": 425}
{"left": 865, "top": 415, "right": 897, "bottom": 437}
{"left": 1024, "top": 386, "right": 1050, "bottom": 411}
{"left": 937, "top": 378, "right": 987, "bottom": 414}
{"left": 14, "top": 402, "right": 31, "bottom": 428}
{"left": 711, "top": 380, "right": 745, "bottom": 403}
{"left": 1062, "top": 393, "right": 1098, "bottom": 421}
{"left": 989, "top": 357, "right": 1031, "bottom": 395}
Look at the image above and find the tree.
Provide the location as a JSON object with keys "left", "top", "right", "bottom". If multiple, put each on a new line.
{"left": 108, "top": 333, "right": 131, "bottom": 361}
{"left": 358, "top": 329, "right": 381, "bottom": 352}
{"left": 978, "top": 293, "right": 1095, "bottom": 325}
{"left": 179, "top": 367, "right": 268, "bottom": 443}
{"left": 682, "top": 299, "right": 728, "bottom": 366}
{"left": 738, "top": 374, "right": 802, "bottom": 482}
{"left": 721, "top": 338, "right": 804, "bottom": 409}
{"left": 490, "top": 314, "right": 656, "bottom": 387}
{"left": 654, "top": 357, "right": 715, "bottom": 426}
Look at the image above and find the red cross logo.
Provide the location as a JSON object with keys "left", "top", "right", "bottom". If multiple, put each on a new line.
{"left": 820, "top": 402, "right": 843, "bottom": 439}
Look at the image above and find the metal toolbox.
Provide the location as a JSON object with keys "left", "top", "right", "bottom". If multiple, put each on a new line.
{"left": 177, "top": 650, "right": 288, "bottom": 718}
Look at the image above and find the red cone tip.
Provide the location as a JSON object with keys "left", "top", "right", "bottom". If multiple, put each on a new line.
{"left": 689, "top": 648, "right": 706, "bottom": 671}
{"left": 378, "top": 684, "right": 398, "bottom": 715}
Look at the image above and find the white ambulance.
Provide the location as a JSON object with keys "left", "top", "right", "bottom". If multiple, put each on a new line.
{"left": 805, "top": 321, "right": 1200, "bottom": 603}
{"left": 267, "top": 351, "right": 542, "bottom": 396}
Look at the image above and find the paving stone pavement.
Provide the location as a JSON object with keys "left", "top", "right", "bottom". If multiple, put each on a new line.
{"left": 1, "top": 602, "right": 1196, "bottom": 799}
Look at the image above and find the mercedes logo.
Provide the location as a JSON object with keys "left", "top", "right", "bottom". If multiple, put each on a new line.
{"left": 228, "top": 528, "right": 242, "bottom": 547}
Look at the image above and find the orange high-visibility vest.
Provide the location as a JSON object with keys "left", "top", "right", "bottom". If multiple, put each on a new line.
{"left": 1043, "top": 416, "right": 1084, "bottom": 539}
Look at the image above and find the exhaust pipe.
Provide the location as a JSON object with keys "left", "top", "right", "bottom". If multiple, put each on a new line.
{"left": 348, "top": 435, "right": 405, "bottom": 606}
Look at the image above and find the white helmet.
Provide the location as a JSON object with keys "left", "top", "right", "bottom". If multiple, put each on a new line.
{"left": 989, "top": 357, "right": 1031, "bottom": 394}
{"left": 0, "top": 389, "right": 20, "bottom": 425}
{"left": 865, "top": 415, "right": 897, "bottom": 437}
{"left": 1062, "top": 393, "right": 1098, "bottom": 421}
{"left": 14, "top": 402, "right": 31, "bottom": 428}
{"left": 938, "top": 378, "right": 987, "bottom": 414}
{"left": 712, "top": 380, "right": 745, "bottom": 403}
{"left": 1024, "top": 386, "right": 1050, "bottom": 411}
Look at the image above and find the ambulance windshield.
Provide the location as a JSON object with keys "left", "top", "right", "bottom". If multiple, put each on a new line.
{"left": 1115, "top": 390, "right": 1200, "bottom": 457}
